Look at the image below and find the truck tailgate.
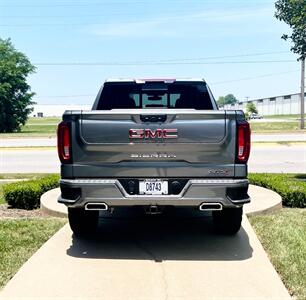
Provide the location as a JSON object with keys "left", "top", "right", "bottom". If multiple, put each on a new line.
{"left": 70, "top": 109, "right": 237, "bottom": 178}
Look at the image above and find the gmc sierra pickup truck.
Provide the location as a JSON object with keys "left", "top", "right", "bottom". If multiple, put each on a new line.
{"left": 57, "top": 78, "right": 251, "bottom": 236}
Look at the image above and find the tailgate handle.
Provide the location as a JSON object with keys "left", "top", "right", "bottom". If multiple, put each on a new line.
{"left": 140, "top": 115, "right": 167, "bottom": 123}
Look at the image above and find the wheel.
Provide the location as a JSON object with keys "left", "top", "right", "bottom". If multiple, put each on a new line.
{"left": 68, "top": 207, "right": 99, "bottom": 237}
{"left": 212, "top": 207, "right": 243, "bottom": 235}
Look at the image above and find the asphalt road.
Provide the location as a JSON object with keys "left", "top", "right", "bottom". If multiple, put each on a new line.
{"left": 0, "top": 133, "right": 305, "bottom": 147}
{"left": 0, "top": 137, "right": 56, "bottom": 147}
{"left": 0, "top": 149, "right": 59, "bottom": 173}
{"left": 251, "top": 133, "right": 305, "bottom": 142}
{"left": 248, "top": 144, "right": 306, "bottom": 173}
{"left": 1, "top": 145, "right": 305, "bottom": 173}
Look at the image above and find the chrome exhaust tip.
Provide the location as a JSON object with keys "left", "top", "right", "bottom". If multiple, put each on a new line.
{"left": 85, "top": 202, "right": 108, "bottom": 211}
{"left": 199, "top": 203, "right": 223, "bottom": 211}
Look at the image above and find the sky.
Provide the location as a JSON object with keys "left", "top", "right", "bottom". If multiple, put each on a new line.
{"left": 0, "top": 0, "right": 301, "bottom": 105}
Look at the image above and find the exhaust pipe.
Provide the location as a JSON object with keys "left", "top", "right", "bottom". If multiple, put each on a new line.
{"left": 199, "top": 203, "right": 222, "bottom": 211}
{"left": 85, "top": 202, "right": 108, "bottom": 211}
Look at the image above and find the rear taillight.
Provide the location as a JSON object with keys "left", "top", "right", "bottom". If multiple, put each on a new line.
{"left": 57, "top": 121, "right": 71, "bottom": 163}
{"left": 236, "top": 120, "right": 251, "bottom": 163}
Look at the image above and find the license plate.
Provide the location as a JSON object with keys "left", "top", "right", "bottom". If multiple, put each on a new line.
{"left": 139, "top": 180, "right": 168, "bottom": 195}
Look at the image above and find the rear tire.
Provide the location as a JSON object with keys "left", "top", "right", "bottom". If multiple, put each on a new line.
{"left": 212, "top": 207, "right": 242, "bottom": 235}
{"left": 68, "top": 207, "right": 99, "bottom": 237}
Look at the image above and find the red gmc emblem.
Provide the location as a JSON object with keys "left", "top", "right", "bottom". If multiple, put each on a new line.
{"left": 129, "top": 128, "right": 178, "bottom": 139}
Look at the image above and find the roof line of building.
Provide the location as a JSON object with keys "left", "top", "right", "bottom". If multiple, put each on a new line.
{"left": 244, "top": 92, "right": 304, "bottom": 103}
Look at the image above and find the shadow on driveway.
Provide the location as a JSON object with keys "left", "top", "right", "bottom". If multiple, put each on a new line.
{"left": 67, "top": 208, "right": 253, "bottom": 262}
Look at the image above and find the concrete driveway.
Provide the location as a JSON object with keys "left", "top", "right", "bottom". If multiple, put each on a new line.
{"left": 1, "top": 209, "right": 290, "bottom": 299}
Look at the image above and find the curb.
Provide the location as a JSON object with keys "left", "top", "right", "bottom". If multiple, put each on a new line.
{"left": 40, "top": 185, "right": 283, "bottom": 218}
{"left": 40, "top": 188, "right": 67, "bottom": 218}
{"left": 244, "top": 185, "right": 283, "bottom": 216}
{"left": 245, "top": 200, "right": 282, "bottom": 216}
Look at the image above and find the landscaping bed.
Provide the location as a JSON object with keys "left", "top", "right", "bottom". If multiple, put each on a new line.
{"left": 0, "top": 204, "right": 46, "bottom": 218}
{"left": 2, "top": 174, "right": 59, "bottom": 210}
{"left": 0, "top": 173, "right": 60, "bottom": 218}
{"left": 249, "top": 173, "right": 306, "bottom": 208}
{"left": 0, "top": 173, "right": 57, "bottom": 205}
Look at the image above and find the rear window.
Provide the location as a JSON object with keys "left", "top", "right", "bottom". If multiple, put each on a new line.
{"left": 96, "top": 82, "right": 215, "bottom": 110}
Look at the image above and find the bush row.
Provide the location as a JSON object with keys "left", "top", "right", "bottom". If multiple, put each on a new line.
{"left": 249, "top": 173, "right": 306, "bottom": 208}
{"left": 3, "top": 174, "right": 60, "bottom": 210}
{"left": 3, "top": 173, "right": 305, "bottom": 209}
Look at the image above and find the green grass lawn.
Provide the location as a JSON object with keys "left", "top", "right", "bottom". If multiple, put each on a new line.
{"left": 26, "top": 117, "right": 61, "bottom": 124}
{"left": 0, "top": 117, "right": 60, "bottom": 138}
{"left": 0, "top": 218, "right": 66, "bottom": 289}
{"left": 249, "top": 173, "right": 305, "bottom": 298}
{"left": 250, "top": 121, "right": 305, "bottom": 133}
{"left": 249, "top": 208, "right": 306, "bottom": 299}
{"left": 264, "top": 114, "right": 303, "bottom": 120}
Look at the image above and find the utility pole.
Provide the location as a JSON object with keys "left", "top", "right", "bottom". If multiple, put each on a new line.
{"left": 301, "top": 59, "right": 305, "bottom": 129}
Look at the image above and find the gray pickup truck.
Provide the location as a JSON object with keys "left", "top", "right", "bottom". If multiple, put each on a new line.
{"left": 57, "top": 78, "right": 251, "bottom": 236}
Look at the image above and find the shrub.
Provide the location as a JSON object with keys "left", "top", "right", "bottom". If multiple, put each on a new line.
{"left": 3, "top": 175, "right": 60, "bottom": 210}
{"left": 39, "top": 174, "right": 60, "bottom": 193}
{"left": 249, "top": 173, "right": 306, "bottom": 208}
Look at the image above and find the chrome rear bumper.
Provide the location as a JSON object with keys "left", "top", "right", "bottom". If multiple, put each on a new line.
{"left": 58, "top": 178, "right": 250, "bottom": 208}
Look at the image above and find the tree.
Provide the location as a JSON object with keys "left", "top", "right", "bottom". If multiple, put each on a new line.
{"left": 246, "top": 102, "right": 258, "bottom": 114}
{"left": 275, "top": 0, "right": 306, "bottom": 128}
{"left": 0, "top": 38, "right": 35, "bottom": 133}
{"left": 217, "top": 96, "right": 225, "bottom": 107}
{"left": 275, "top": 0, "right": 306, "bottom": 60}
{"left": 217, "top": 94, "right": 238, "bottom": 107}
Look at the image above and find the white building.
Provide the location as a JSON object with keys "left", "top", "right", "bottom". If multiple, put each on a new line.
{"left": 223, "top": 92, "right": 306, "bottom": 116}
{"left": 30, "top": 104, "right": 91, "bottom": 117}
{"left": 31, "top": 92, "right": 306, "bottom": 117}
